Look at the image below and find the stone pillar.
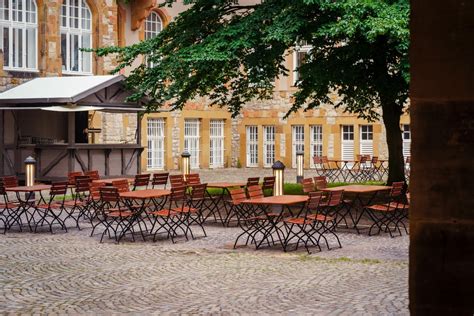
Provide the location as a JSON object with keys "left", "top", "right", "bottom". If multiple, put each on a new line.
{"left": 410, "top": 0, "right": 474, "bottom": 314}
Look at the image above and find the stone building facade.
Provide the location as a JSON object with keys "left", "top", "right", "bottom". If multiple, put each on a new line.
{"left": 0, "top": 0, "right": 410, "bottom": 173}
{"left": 117, "top": 1, "right": 411, "bottom": 172}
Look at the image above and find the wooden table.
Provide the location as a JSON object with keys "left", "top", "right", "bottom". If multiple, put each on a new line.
{"left": 5, "top": 185, "right": 52, "bottom": 231}
{"left": 206, "top": 182, "right": 247, "bottom": 225}
{"left": 115, "top": 189, "right": 172, "bottom": 242}
{"left": 322, "top": 185, "right": 392, "bottom": 233}
{"left": 93, "top": 178, "right": 134, "bottom": 186}
{"left": 240, "top": 195, "right": 308, "bottom": 250}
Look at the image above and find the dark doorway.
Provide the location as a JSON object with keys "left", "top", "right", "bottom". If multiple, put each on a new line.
{"left": 75, "top": 112, "right": 89, "bottom": 143}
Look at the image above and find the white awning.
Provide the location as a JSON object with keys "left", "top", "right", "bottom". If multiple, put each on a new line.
{"left": 0, "top": 75, "right": 123, "bottom": 104}
{"left": 40, "top": 105, "right": 105, "bottom": 112}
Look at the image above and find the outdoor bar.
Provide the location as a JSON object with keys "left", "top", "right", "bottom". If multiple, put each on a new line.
{"left": 0, "top": 75, "right": 146, "bottom": 182}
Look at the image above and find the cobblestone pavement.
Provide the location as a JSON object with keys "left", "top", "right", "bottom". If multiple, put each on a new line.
{"left": 0, "top": 223, "right": 408, "bottom": 314}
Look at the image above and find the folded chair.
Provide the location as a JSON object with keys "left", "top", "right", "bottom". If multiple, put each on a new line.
{"left": 174, "top": 183, "right": 208, "bottom": 239}
{"left": 35, "top": 182, "right": 69, "bottom": 234}
{"left": 364, "top": 182, "right": 407, "bottom": 237}
{"left": 63, "top": 176, "right": 91, "bottom": 229}
{"left": 148, "top": 185, "right": 188, "bottom": 243}
{"left": 0, "top": 178, "right": 20, "bottom": 232}
{"left": 94, "top": 186, "right": 143, "bottom": 243}
{"left": 283, "top": 191, "right": 324, "bottom": 253}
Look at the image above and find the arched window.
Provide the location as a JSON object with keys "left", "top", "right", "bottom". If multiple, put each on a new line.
{"left": 60, "top": 0, "right": 92, "bottom": 74}
{"left": 144, "top": 11, "right": 162, "bottom": 40}
{"left": 0, "top": 0, "right": 38, "bottom": 71}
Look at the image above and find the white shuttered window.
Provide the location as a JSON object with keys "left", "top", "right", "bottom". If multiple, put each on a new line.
{"left": 310, "top": 125, "right": 323, "bottom": 168}
{"left": 341, "top": 125, "right": 355, "bottom": 164}
{"left": 263, "top": 126, "right": 275, "bottom": 167}
{"left": 360, "top": 125, "right": 374, "bottom": 157}
{"left": 209, "top": 119, "right": 224, "bottom": 168}
{"left": 292, "top": 125, "right": 304, "bottom": 168}
{"left": 246, "top": 126, "right": 258, "bottom": 167}
{"left": 402, "top": 124, "right": 411, "bottom": 159}
{"left": 147, "top": 118, "right": 165, "bottom": 170}
{"left": 184, "top": 119, "right": 200, "bottom": 169}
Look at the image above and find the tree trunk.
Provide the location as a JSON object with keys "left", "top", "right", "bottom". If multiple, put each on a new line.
{"left": 381, "top": 101, "right": 406, "bottom": 185}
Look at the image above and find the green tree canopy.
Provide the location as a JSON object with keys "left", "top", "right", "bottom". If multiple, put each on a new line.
{"left": 96, "top": 0, "right": 410, "bottom": 183}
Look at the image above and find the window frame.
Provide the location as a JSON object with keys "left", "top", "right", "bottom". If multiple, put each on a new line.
{"left": 246, "top": 125, "right": 258, "bottom": 167}
{"left": 263, "top": 125, "right": 275, "bottom": 168}
{"left": 0, "top": 0, "right": 38, "bottom": 72}
{"left": 60, "top": 0, "right": 93, "bottom": 75}
{"left": 184, "top": 118, "right": 201, "bottom": 169}
{"left": 147, "top": 118, "right": 166, "bottom": 170}
{"left": 292, "top": 125, "right": 305, "bottom": 168}
{"left": 209, "top": 119, "right": 225, "bottom": 168}
{"left": 292, "top": 41, "right": 312, "bottom": 86}
{"left": 310, "top": 125, "right": 323, "bottom": 168}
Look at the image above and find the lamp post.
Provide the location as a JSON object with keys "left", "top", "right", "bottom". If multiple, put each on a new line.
{"left": 25, "top": 156, "right": 36, "bottom": 186}
{"left": 272, "top": 160, "right": 285, "bottom": 196}
{"left": 24, "top": 156, "right": 36, "bottom": 201}
{"left": 296, "top": 150, "right": 304, "bottom": 184}
{"left": 181, "top": 151, "right": 191, "bottom": 181}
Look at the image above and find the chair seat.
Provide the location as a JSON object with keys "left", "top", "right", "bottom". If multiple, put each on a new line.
{"left": 107, "top": 211, "right": 134, "bottom": 218}
{"left": 36, "top": 202, "right": 63, "bottom": 209}
{"left": 172, "top": 206, "right": 198, "bottom": 213}
{"left": 306, "top": 214, "right": 334, "bottom": 222}
{"left": 389, "top": 202, "right": 409, "bottom": 210}
{"left": 320, "top": 201, "right": 341, "bottom": 207}
{"left": 63, "top": 200, "right": 88, "bottom": 207}
{"left": 284, "top": 217, "right": 313, "bottom": 225}
{"left": 0, "top": 202, "right": 18, "bottom": 209}
{"left": 148, "top": 209, "right": 176, "bottom": 217}
{"left": 367, "top": 204, "right": 397, "bottom": 212}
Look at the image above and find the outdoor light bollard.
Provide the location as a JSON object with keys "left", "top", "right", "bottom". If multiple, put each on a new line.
{"left": 24, "top": 156, "right": 36, "bottom": 201}
{"left": 272, "top": 160, "right": 285, "bottom": 196}
{"left": 181, "top": 151, "right": 191, "bottom": 182}
{"left": 296, "top": 150, "right": 304, "bottom": 184}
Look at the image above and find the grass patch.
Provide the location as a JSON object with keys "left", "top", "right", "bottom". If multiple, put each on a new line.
{"left": 298, "top": 254, "right": 381, "bottom": 264}
{"left": 206, "top": 181, "right": 386, "bottom": 196}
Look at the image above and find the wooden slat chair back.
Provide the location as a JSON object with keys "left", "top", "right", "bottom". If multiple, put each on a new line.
{"left": 112, "top": 179, "right": 130, "bottom": 193}
{"left": 391, "top": 181, "right": 404, "bottom": 197}
{"left": 247, "top": 185, "right": 264, "bottom": 200}
{"left": 327, "top": 189, "right": 344, "bottom": 206}
{"left": 169, "top": 185, "right": 187, "bottom": 207}
{"left": 169, "top": 175, "right": 185, "bottom": 188}
{"left": 89, "top": 182, "right": 105, "bottom": 200}
{"left": 262, "top": 176, "right": 275, "bottom": 191}
{"left": 314, "top": 176, "right": 328, "bottom": 190}
{"left": 133, "top": 174, "right": 150, "bottom": 190}
{"left": 371, "top": 156, "right": 378, "bottom": 164}
{"left": 189, "top": 183, "right": 207, "bottom": 200}
{"left": 306, "top": 191, "right": 323, "bottom": 211}
{"left": 313, "top": 156, "right": 323, "bottom": 165}
{"left": 99, "top": 186, "right": 120, "bottom": 203}
{"left": 152, "top": 172, "right": 169, "bottom": 188}
{"left": 186, "top": 173, "right": 201, "bottom": 185}
{"left": 67, "top": 171, "right": 83, "bottom": 186}
{"left": 302, "top": 178, "right": 315, "bottom": 194}
{"left": 84, "top": 170, "right": 100, "bottom": 181}
{"left": 246, "top": 177, "right": 260, "bottom": 187}
{"left": 2, "top": 176, "right": 18, "bottom": 188}
{"left": 50, "top": 181, "right": 68, "bottom": 197}
{"left": 74, "top": 176, "right": 91, "bottom": 193}
{"left": 230, "top": 188, "right": 247, "bottom": 204}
